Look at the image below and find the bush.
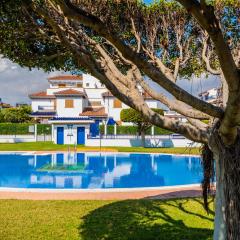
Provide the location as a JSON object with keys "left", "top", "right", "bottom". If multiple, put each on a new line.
{"left": 0, "top": 106, "right": 32, "bottom": 123}
{"left": 0, "top": 123, "right": 51, "bottom": 135}
{"left": 37, "top": 124, "right": 52, "bottom": 134}
{"left": 99, "top": 125, "right": 172, "bottom": 135}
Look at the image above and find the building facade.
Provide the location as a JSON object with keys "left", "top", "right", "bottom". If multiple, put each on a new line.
{"left": 0, "top": 98, "right": 12, "bottom": 109}
{"left": 198, "top": 87, "right": 222, "bottom": 106}
{"left": 29, "top": 74, "right": 160, "bottom": 144}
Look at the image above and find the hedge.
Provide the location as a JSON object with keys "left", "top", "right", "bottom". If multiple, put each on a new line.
{"left": 0, "top": 123, "right": 51, "bottom": 135}
{"left": 99, "top": 125, "right": 172, "bottom": 135}
{"left": 0, "top": 123, "right": 171, "bottom": 136}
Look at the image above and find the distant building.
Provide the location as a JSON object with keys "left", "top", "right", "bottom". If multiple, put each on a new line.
{"left": 198, "top": 87, "right": 222, "bottom": 106}
{"left": 29, "top": 74, "right": 160, "bottom": 144}
{"left": 0, "top": 98, "right": 12, "bottom": 109}
{"left": 16, "top": 103, "right": 30, "bottom": 108}
{"left": 163, "top": 110, "right": 187, "bottom": 123}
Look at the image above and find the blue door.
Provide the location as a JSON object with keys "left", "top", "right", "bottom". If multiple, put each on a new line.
{"left": 77, "top": 127, "right": 85, "bottom": 145}
{"left": 57, "top": 127, "right": 64, "bottom": 144}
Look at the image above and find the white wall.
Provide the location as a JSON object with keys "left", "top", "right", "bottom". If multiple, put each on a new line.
{"left": 30, "top": 73, "right": 162, "bottom": 121}
{"left": 102, "top": 97, "right": 161, "bottom": 122}
{"left": 83, "top": 74, "right": 106, "bottom": 104}
{"left": 52, "top": 124, "right": 90, "bottom": 144}
{"left": 83, "top": 74, "right": 105, "bottom": 89}
{"left": 56, "top": 97, "right": 83, "bottom": 117}
{"left": 145, "top": 99, "right": 159, "bottom": 108}
{"left": 103, "top": 97, "right": 129, "bottom": 121}
{"left": 86, "top": 136, "right": 200, "bottom": 148}
{"left": 0, "top": 135, "right": 35, "bottom": 143}
{"left": 31, "top": 99, "right": 54, "bottom": 112}
{"left": 84, "top": 89, "right": 106, "bottom": 103}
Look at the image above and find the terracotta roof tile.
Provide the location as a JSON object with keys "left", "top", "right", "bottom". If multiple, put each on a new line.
{"left": 29, "top": 91, "right": 56, "bottom": 99}
{"left": 80, "top": 107, "right": 107, "bottom": 117}
{"left": 48, "top": 75, "right": 82, "bottom": 81}
{"left": 54, "top": 89, "right": 86, "bottom": 97}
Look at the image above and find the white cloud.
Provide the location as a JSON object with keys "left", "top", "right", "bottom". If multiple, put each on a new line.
{"left": 0, "top": 57, "right": 66, "bottom": 105}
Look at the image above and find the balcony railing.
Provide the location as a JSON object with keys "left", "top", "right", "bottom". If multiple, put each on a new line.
{"left": 38, "top": 106, "right": 55, "bottom": 111}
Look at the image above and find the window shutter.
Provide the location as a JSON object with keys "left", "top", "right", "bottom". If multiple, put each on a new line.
{"left": 65, "top": 99, "right": 74, "bottom": 108}
{"left": 113, "top": 99, "right": 122, "bottom": 108}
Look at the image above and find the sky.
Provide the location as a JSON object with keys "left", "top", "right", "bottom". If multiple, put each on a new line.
{"left": 0, "top": 56, "right": 220, "bottom": 106}
{"left": 0, "top": 57, "right": 66, "bottom": 105}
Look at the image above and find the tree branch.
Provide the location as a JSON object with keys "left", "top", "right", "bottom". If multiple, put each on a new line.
{"left": 54, "top": 0, "right": 223, "bottom": 119}
{"left": 177, "top": 0, "right": 239, "bottom": 91}
{"left": 202, "top": 35, "right": 221, "bottom": 75}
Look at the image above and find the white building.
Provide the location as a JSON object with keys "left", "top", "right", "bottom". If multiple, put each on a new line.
{"left": 0, "top": 98, "right": 12, "bottom": 109}
{"left": 198, "top": 87, "right": 222, "bottom": 106}
{"left": 29, "top": 74, "right": 160, "bottom": 145}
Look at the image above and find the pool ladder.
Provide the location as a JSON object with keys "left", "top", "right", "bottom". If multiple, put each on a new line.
{"left": 67, "top": 144, "right": 77, "bottom": 164}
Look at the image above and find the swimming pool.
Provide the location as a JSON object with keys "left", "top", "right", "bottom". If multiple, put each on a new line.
{"left": 0, "top": 152, "right": 202, "bottom": 189}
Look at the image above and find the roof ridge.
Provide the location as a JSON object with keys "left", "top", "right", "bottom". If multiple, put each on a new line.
{"left": 48, "top": 75, "right": 83, "bottom": 81}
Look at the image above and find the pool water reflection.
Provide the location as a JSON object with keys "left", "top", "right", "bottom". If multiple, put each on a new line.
{"left": 0, "top": 153, "right": 202, "bottom": 189}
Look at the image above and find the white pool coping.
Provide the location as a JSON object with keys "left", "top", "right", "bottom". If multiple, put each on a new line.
{"left": 0, "top": 150, "right": 200, "bottom": 157}
{"left": 0, "top": 184, "right": 201, "bottom": 193}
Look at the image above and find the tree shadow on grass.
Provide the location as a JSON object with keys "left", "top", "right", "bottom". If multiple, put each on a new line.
{"left": 79, "top": 199, "right": 214, "bottom": 240}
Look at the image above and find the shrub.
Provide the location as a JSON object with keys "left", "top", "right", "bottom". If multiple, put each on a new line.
{"left": 99, "top": 125, "right": 172, "bottom": 135}
{"left": 0, "top": 123, "right": 51, "bottom": 135}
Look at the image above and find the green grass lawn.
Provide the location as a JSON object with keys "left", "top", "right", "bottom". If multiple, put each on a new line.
{"left": 0, "top": 198, "right": 213, "bottom": 240}
{"left": 0, "top": 142, "right": 200, "bottom": 154}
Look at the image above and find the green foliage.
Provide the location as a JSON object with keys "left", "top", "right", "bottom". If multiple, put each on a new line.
{"left": 0, "top": 123, "right": 51, "bottom": 135}
{"left": 1, "top": 0, "right": 238, "bottom": 78}
{"left": 0, "top": 106, "right": 32, "bottom": 123}
{"left": 0, "top": 111, "right": 5, "bottom": 123}
{"left": 99, "top": 125, "right": 172, "bottom": 135}
{"left": 121, "top": 108, "right": 145, "bottom": 124}
{"left": 37, "top": 124, "right": 52, "bottom": 134}
{"left": 120, "top": 108, "right": 164, "bottom": 124}
{"left": 0, "top": 0, "right": 76, "bottom": 72}
{"left": 0, "top": 123, "right": 31, "bottom": 135}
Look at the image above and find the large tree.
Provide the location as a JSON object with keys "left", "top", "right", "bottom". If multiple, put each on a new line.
{"left": 0, "top": 0, "right": 239, "bottom": 239}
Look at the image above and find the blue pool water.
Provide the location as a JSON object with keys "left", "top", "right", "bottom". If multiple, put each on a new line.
{"left": 0, "top": 152, "right": 202, "bottom": 189}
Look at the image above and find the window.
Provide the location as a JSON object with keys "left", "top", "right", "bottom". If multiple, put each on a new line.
{"left": 65, "top": 99, "right": 74, "bottom": 108}
{"left": 113, "top": 99, "right": 122, "bottom": 108}
{"left": 90, "top": 101, "right": 101, "bottom": 106}
{"left": 59, "top": 84, "right": 66, "bottom": 88}
{"left": 86, "top": 83, "right": 90, "bottom": 87}
{"left": 77, "top": 83, "right": 82, "bottom": 88}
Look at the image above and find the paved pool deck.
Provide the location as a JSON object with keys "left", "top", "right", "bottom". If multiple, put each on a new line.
{"left": 0, "top": 186, "right": 202, "bottom": 200}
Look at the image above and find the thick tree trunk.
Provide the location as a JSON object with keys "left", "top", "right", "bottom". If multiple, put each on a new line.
{"left": 209, "top": 131, "right": 240, "bottom": 240}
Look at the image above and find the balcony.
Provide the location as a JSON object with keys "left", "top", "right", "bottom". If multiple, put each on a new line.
{"left": 38, "top": 106, "right": 55, "bottom": 111}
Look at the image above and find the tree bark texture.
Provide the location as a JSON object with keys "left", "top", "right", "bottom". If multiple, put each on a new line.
{"left": 210, "top": 130, "right": 240, "bottom": 240}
